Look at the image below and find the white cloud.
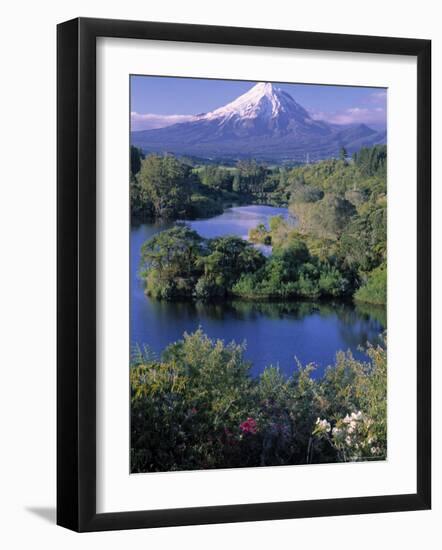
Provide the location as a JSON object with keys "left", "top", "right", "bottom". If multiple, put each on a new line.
{"left": 131, "top": 112, "right": 195, "bottom": 131}
{"left": 310, "top": 106, "right": 386, "bottom": 128}
{"left": 309, "top": 89, "right": 387, "bottom": 129}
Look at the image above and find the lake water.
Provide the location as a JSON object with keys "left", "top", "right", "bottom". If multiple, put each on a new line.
{"left": 183, "top": 204, "right": 292, "bottom": 255}
{"left": 130, "top": 205, "right": 385, "bottom": 378}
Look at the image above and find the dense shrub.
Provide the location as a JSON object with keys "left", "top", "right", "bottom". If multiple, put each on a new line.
{"left": 354, "top": 264, "right": 387, "bottom": 305}
{"left": 131, "top": 330, "right": 387, "bottom": 472}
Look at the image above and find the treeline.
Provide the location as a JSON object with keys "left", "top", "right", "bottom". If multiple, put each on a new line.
{"left": 130, "top": 147, "right": 291, "bottom": 222}
{"left": 131, "top": 329, "right": 386, "bottom": 472}
{"left": 131, "top": 146, "right": 387, "bottom": 223}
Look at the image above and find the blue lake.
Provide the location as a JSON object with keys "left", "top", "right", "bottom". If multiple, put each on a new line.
{"left": 130, "top": 205, "right": 385, "bottom": 378}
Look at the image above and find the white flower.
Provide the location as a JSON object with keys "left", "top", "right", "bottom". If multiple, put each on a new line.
{"left": 316, "top": 418, "right": 331, "bottom": 432}
{"left": 347, "top": 420, "right": 357, "bottom": 433}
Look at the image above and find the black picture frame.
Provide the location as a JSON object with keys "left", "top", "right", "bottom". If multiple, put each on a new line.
{"left": 57, "top": 17, "right": 431, "bottom": 532}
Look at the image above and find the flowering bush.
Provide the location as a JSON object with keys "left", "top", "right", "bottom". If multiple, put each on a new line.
{"left": 315, "top": 418, "right": 331, "bottom": 433}
{"left": 240, "top": 418, "right": 258, "bottom": 435}
{"left": 131, "top": 329, "right": 386, "bottom": 472}
{"left": 314, "top": 410, "right": 384, "bottom": 462}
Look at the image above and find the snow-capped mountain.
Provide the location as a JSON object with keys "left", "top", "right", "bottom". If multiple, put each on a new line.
{"left": 191, "top": 82, "right": 332, "bottom": 137}
{"left": 131, "top": 82, "right": 385, "bottom": 162}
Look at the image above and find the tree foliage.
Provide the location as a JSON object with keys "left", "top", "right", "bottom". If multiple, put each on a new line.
{"left": 130, "top": 145, "right": 144, "bottom": 176}
{"left": 140, "top": 226, "right": 204, "bottom": 299}
{"left": 137, "top": 155, "right": 194, "bottom": 219}
{"left": 353, "top": 145, "right": 387, "bottom": 178}
{"left": 140, "top": 227, "right": 266, "bottom": 301}
{"left": 199, "top": 165, "right": 233, "bottom": 191}
{"left": 291, "top": 193, "right": 357, "bottom": 240}
{"left": 140, "top": 227, "right": 354, "bottom": 302}
{"left": 354, "top": 263, "right": 387, "bottom": 305}
{"left": 195, "top": 236, "right": 265, "bottom": 300}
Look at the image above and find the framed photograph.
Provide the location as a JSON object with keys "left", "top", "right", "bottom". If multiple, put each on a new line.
{"left": 57, "top": 17, "right": 431, "bottom": 531}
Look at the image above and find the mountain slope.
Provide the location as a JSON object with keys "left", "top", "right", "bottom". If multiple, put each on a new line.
{"left": 131, "top": 82, "right": 385, "bottom": 162}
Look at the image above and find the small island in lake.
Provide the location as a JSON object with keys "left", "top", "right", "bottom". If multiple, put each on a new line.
{"left": 129, "top": 77, "right": 387, "bottom": 473}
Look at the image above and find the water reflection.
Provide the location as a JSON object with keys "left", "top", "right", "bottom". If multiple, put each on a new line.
{"left": 135, "top": 298, "right": 384, "bottom": 378}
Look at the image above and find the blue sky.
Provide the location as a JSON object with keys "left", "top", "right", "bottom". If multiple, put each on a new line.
{"left": 130, "top": 76, "right": 387, "bottom": 131}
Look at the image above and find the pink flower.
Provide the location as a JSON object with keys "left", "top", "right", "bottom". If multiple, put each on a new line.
{"left": 240, "top": 417, "right": 258, "bottom": 434}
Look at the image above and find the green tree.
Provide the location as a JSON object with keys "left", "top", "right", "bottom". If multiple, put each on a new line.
{"left": 195, "top": 236, "right": 265, "bottom": 300}
{"left": 199, "top": 165, "right": 233, "bottom": 191}
{"left": 353, "top": 145, "right": 387, "bottom": 177}
{"left": 290, "top": 184, "right": 324, "bottom": 204}
{"left": 291, "top": 193, "right": 356, "bottom": 240}
{"left": 140, "top": 226, "right": 204, "bottom": 299}
{"left": 354, "top": 264, "right": 387, "bottom": 305}
{"left": 138, "top": 154, "right": 194, "bottom": 219}
{"left": 130, "top": 173, "right": 153, "bottom": 221}
{"left": 130, "top": 145, "right": 144, "bottom": 175}
{"left": 236, "top": 159, "right": 268, "bottom": 196}
{"left": 339, "top": 202, "right": 386, "bottom": 272}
